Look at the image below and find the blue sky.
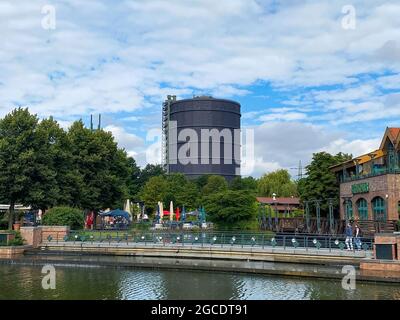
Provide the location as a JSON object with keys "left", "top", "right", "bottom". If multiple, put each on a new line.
{"left": 1, "top": 0, "right": 400, "bottom": 177}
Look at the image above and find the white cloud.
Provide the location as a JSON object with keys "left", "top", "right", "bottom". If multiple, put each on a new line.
{"left": 249, "top": 121, "right": 382, "bottom": 177}
{"left": 0, "top": 0, "right": 399, "bottom": 171}
{"left": 103, "top": 125, "right": 146, "bottom": 164}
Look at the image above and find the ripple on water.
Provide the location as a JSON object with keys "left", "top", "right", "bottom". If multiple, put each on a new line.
{"left": 0, "top": 265, "right": 400, "bottom": 300}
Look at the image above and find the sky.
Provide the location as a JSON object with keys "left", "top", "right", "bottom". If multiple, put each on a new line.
{"left": 1, "top": 0, "right": 400, "bottom": 177}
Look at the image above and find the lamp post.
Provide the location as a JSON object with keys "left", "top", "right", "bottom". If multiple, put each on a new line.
{"left": 385, "top": 194, "right": 389, "bottom": 222}
{"left": 272, "top": 193, "right": 279, "bottom": 231}
{"left": 305, "top": 201, "right": 310, "bottom": 233}
{"left": 328, "top": 198, "right": 335, "bottom": 234}
{"left": 314, "top": 200, "right": 321, "bottom": 233}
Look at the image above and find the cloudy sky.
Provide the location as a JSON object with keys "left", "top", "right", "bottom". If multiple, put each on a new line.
{"left": 1, "top": 0, "right": 400, "bottom": 177}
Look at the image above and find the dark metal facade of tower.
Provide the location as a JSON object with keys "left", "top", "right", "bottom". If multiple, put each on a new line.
{"left": 162, "top": 96, "right": 241, "bottom": 180}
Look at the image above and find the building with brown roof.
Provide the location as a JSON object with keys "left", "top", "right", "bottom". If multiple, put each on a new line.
{"left": 331, "top": 127, "right": 400, "bottom": 224}
{"left": 256, "top": 196, "right": 301, "bottom": 215}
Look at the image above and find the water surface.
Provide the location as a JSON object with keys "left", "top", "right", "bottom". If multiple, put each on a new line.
{"left": 0, "top": 264, "right": 399, "bottom": 300}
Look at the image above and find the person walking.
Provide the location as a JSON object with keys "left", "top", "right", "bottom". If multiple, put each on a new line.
{"left": 345, "top": 222, "right": 354, "bottom": 251}
{"left": 354, "top": 223, "right": 362, "bottom": 250}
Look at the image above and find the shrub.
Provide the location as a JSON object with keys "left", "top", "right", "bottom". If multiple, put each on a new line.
{"left": 42, "top": 207, "right": 84, "bottom": 229}
{"left": 203, "top": 190, "right": 257, "bottom": 228}
{"left": 8, "top": 231, "right": 24, "bottom": 246}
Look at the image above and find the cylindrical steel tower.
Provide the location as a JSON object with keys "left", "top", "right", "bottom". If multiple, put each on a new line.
{"left": 162, "top": 96, "right": 241, "bottom": 180}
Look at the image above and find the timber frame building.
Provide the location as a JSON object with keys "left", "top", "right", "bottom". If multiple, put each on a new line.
{"left": 331, "top": 127, "right": 400, "bottom": 224}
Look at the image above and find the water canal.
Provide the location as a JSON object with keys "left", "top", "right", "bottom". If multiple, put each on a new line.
{"left": 0, "top": 264, "right": 399, "bottom": 300}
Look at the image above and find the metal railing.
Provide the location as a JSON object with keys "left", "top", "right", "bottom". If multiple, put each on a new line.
{"left": 44, "top": 230, "right": 375, "bottom": 252}
{"left": 343, "top": 168, "right": 400, "bottom": 182}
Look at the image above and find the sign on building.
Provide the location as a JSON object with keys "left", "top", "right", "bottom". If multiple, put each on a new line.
{"left": 351, "top": 182, "right": 369, "bottom": 194}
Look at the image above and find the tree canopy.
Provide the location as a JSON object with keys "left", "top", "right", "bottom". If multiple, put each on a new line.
{"left": 0, "top": 108, "right": 141, "bottom": 228}
{"left": 203, "top": 190, "right": 257, "bottom": 228}
{"left": 257, "top": 169, "right": 298, "bottom": 197}
{"left": 297, "top": 152, "right": 352, "bottom": 214}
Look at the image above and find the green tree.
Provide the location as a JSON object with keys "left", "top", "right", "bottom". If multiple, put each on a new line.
{"left": 202, "top": 175, "right": 228, "bottom": 196}
{"left": 140, "top": 175, "right": 169, "bottom": 214}
{"left": 164, "top": 173, "right": 200, "bottom": 209}
{"left": 67, "top": 121, "right": 130, "bottom": 210}
{"left": 298, "top": 152, "right": 352, "bottom": 214}
{"left": 126, "top": 157, "right": 141, "bottom": 199}
{"left": 194, "top": 175, "right": 210, "bottom": 190}
{"left": 138, "top": 164, "right": 166, "bottom": 185}
{"left": 0, "top": 108, "right": 39, "bottom": 229}
{"left": 42, "top": 206, "right": 84, "bottom": 229}
{"left": 230, "top": 176, "right": 257, "bottom": 193}
{"left": 140, "top": 174, "right": 201, "bottom": 215}
{"left": 203, "top": 190, "right": 257, "bottom": 228}
{"left": 257, "top": 169, "right": 298, "bottom": 197}
{"left": 25, "top": 117, "right": 68, "bottom": 210}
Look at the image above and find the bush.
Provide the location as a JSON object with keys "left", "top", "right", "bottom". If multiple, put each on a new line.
{"left": 42, "top": 207, "right": 84, "bottom": 229}
{"left": 8, "top": 231, "right": 24, "bottom": 246}
{"left": 203, "top": 190, "right": 257, "bottom": 228}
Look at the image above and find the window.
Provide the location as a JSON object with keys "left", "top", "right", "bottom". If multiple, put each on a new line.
{"left": 372, "top": 197, "right": 386, "bottom": 222}
{"left": 357, "top": 198, "right": 368, "bottom": 220}
{"left": 345, "top": 200, "right": 353, "bottom": 220}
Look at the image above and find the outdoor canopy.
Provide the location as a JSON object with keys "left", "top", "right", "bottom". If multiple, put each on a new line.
{"left": 99, "top": 209, "right": 131, "bottom": 220}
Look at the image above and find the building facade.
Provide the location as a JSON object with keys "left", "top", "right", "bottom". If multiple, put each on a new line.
{"left": 331, "top": 127, "right": 400, "bottom": 222}
{"left": 162, "top": 95, "right": 241, "bottom": 181}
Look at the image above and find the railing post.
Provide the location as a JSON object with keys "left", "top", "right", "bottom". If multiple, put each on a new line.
{"left": 262, "top": 235, "right": 265, "bottom": 249}
{"left": 283, "top": 235, "right": 286, "bottom": 250}
{"left": 329, "top": 237, "right": 331, "bottom": 252}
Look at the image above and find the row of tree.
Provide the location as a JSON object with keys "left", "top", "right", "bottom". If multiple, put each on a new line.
{"left": 140, "top": 173, "right": 259, "bottom": 228}
{"left": 0, "top": 108, "right": 352, "bottom": 229}
{"left": 0, "top": 108, "right": 163, "bottom": 229}
{"left": 138, "top": 150, "right": 351, "bottom": 226}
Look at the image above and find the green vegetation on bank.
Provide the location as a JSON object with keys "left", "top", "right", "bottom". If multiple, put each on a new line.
{"left": 0, "top": 107, "right": 353, "bottom": 231}
{"left": 42, "top": 207, "right": 84, "bottom": 229}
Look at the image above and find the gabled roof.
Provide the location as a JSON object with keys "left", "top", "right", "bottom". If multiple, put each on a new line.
{"left": 379, "top": 127, "right": 400, "bottom": 150}
{"left": 331, "top": 127, "right": 399, "bottom": 172}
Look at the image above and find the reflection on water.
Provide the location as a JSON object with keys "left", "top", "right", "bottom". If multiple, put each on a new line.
{"left": 0, "top": 264, "right": 399, "bottom": 300}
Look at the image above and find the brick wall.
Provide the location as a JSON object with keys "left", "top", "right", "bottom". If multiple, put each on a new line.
{"left": 20, "top": 226, "right": 70, "bottom": 247}
{"left": 339, "top": 174, "right": 400, "bottom": 220}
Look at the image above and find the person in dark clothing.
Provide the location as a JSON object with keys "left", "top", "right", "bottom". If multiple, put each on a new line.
{"left": 345, "top": 222, "right": 354, "bottom": 251}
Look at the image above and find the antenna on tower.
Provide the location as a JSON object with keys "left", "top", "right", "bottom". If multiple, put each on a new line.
{"left": 290, "top": 160, "right": 303, "bottom": 180}
{"left": 298, "top": 160, "right": 303, "bottom": 180}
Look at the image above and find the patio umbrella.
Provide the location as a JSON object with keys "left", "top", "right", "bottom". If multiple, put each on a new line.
{"left": 169, "top": 201, "right": 174, "bottom": 221}
{"left": 181, "top": 206, "right": 186, "bottom": 222}
{"left": 124, "top": 199, "right": 132, "bottom": 219}
{"left": 159, "top": 202, "right": 164, "bottom": 220}
{"left": 175, "top": 207, "right": 180, "bottom": 221}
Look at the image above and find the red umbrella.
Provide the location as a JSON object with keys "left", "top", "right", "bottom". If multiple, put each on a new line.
{"left": 176, "top": 207, "right": 180, "bottom": 221}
